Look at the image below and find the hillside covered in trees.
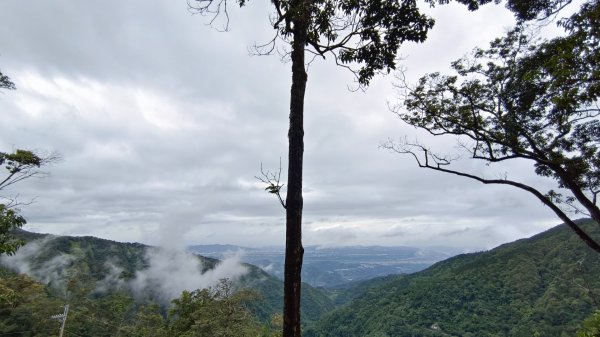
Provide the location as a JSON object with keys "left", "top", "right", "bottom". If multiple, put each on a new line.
{"left": 0, "top": 230, "right": 334, "bottom": 336}
{"left": 305, "top": 219, "right": 600, "bottom": 337}
{"left": 1, "top": 220, "right": 600, "bottom": 336}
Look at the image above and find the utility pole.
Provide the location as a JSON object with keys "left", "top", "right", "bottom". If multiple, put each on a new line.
{"left": 51, "top": 304, "right": 69, "bottom": 337}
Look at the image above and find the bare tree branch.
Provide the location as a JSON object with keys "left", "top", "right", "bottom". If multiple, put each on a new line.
{"left": 187, "top": 0, "right": 232, "bottom": 31}
{"left": 255, "top": 159, "right": 286, "bottom": 209}
{"left": 382, "top": 139, "right": 600, "bottom": 254}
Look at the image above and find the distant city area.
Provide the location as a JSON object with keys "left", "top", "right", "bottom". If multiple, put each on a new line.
{"left": 187, "top": 244, "right": 467, "bottom": 287}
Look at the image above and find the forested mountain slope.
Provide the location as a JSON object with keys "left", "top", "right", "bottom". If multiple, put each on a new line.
{"left": 306, "top": 219, "right": 600, "bottom": 337}
{"left": 0, "top": 230, "right": 334, "bottom": 323}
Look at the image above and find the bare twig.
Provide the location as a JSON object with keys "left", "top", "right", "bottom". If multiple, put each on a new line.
{"left": 187, "top": 0, "right": 231, "bottom": 31}
{"left": 255, "top": 159, "right": 286, "bottom": 209}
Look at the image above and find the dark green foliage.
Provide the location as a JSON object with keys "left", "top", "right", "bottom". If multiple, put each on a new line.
{"left": 0, "top": 270, "right": 276, "bottom": 337}
{"left": 0, "top": 70, "right": 14, "bottom": 90}
{"left": 503, "top": 0, "right": 573, "bottom": 20}
{"left": 167, "top": 279, "right": 262, "bottom": 337}
{"left": 0, "top": 149, "right": 55, "bottom": 256}
{"left": 0, "top": 150, "right": 45, "bottom": 256}
{"left": 9, "top": 232, "right": 153, "bottom": 289}
{"left": 326, "top": 274, "right": 401, "bottom": 307}
{"left": 302, "top": 0, "right": 435, "bottom": 85}
{"left": 195, "top": 0, "right": 435, "bottom": 86}
{"left": 306, "top": 220, "right": 600, "bottom": 337}
{"left": 0, "top": 270, "right": 62, "bottom": 337}
{"left": 578, "top": 310, "right": 600, "bottom": 337}
{"left": 0, "top": 206, "right": 26, "bottom": 256}
{"left": 400, "top": 18, "right": 600, "bottom": 195}
{"left": 0, "top": 150, "right": 42, "bottom": 171}
{"left": 119, "top": 303, "right": 168, "bottom": 337}
{"left": 430, "top": 0, "right": 576, "bottom": 20}
{"left": 241, "top": 265, "right": 335, "bottom": 324}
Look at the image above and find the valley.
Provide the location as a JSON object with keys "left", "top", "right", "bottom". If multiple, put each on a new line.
{"left": 187, "top": 244, "right": 465, "bottom": 288}
{"left": 1, "top": 219, "right": 599, "bottom": 336}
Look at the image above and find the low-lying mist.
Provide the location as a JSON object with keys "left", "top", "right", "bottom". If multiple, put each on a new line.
{"left": 0, "top": 236, "right": 248, "bottom": 304}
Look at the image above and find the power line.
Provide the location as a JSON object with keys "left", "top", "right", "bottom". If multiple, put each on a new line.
{"left": 0, "top": 329, "right": 57, "bottom": 336}
{"left": 63, "top": 329, "right": 87, "bottom": 337}
{"left": 69, "top": 308, "right": 124, "bottom": 329}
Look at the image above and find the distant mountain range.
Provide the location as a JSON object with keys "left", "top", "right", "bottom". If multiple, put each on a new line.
{"left": 187, "top": 244, "right": 465, "bottom": 287}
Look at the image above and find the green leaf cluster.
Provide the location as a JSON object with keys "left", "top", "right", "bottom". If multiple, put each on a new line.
{"left": 0, "top": 150, "right": 42, "bottom": 174}
{"left": 167, "top": 279, "right": 263, "bottom": 337}
{"left": 0, "top": 206, "right": 26, "bottom": 256}
{"left": 210, "top": 0, "right": 435, "bottom": 86}
{"left": 578, "top": 310, "right": 600, "bottom": 337}
{"left": 0, "top": 149, "right": 51, "bottom": 256}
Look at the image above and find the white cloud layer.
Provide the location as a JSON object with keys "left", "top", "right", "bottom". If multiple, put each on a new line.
{"left": 0, "top": 0, "right": 565, "bottom": 250}
{"left": 130, "top": 248, "right": 247, "bottom": 302}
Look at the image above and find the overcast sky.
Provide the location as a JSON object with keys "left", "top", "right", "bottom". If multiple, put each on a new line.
{"left": 0, "top": 0, "right": 567, "bottom": 250}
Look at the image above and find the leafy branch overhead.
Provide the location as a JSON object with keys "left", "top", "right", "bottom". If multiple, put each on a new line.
{"left": 189, "top": 0, "right": 435, "bottom": 87}
{"left": 388, "top": 0, "right": 600, "bottom": 252}
{"left": 0, "top": 150, "right": 59, "bottom": 256}
{"left": 0, "top": 150, "right": 59, "bottom": 193}
{"left": 188, "top": 0, "right": 577, "bottom": 86}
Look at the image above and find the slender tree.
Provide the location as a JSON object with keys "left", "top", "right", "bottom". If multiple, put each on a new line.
{"left": 387, "top": 0, "right": 600, "bottom": 252}
{"left": 187, "top": 0, "right": 447, "bottom": 335}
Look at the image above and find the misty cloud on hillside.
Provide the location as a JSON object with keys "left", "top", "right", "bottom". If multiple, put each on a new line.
{"left": 130, "top": 247, "right": 248, "bottom": 303}
{"left": 0, "top": 237, "right": 248, "bottom": 303}
{"left": 0, "top": 236, "right": 73, "bottom": 291}
{"left": 94, "top": 261, "right": 127, "bottom": 294}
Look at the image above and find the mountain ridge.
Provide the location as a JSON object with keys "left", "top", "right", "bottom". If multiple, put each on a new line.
{"left": 305, "top": 219, "right": 600, "bottom": 337}
{"left": 1, "top": 229, "right": 335, "bottom": 323}
{"left": 188, "top": 243, "right": 464, "bottom": 287}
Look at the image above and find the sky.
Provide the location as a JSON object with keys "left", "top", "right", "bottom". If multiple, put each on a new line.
{"left": 0, "top": 0, "right": 568, "bottom": 250}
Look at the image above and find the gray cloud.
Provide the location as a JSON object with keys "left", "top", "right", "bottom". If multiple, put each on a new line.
{"left": 0, "top": 0, "right": 563, "bottom": 250}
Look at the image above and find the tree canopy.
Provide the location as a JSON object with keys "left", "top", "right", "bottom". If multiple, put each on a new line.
{"left": 168, "top": 279, "right": 263, "bottom": 337}
{"left": 190, "top": 0, "right": 436, "bottom": 86}
{"left": 388, "top": 0, "right": 600, "bottom": 252}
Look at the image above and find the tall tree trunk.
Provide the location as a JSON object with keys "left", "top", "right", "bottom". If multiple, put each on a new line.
{"left": 283, "top": 1, "right": 310, "bottom": 337}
